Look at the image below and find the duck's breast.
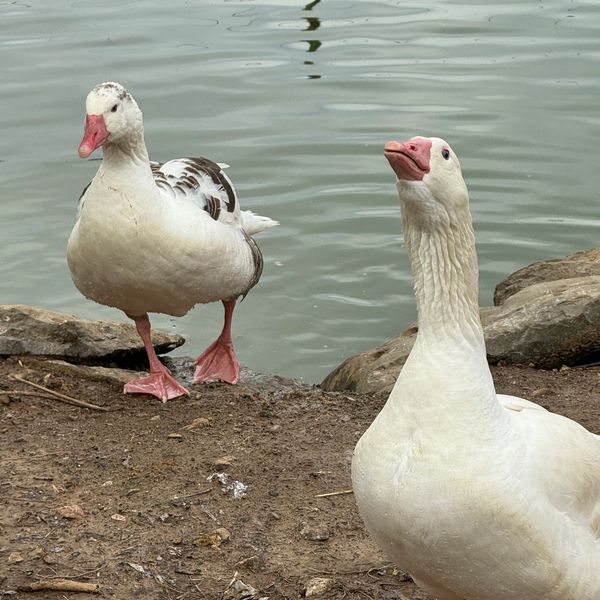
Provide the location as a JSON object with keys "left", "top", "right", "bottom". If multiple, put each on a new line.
{"left": 67, "top": 180, "right": 258, "bottom": 316}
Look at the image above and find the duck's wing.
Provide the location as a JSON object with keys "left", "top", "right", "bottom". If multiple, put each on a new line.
{"left": 151, "top": 157, "right": 241, "bottom": 226}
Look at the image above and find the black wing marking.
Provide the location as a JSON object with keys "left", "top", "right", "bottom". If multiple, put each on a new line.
{"left": 76, "top": 181, "right": 92, "bottom": 218}
{"left": 150, "top": 157, "right": 237, "bottom": 221}
{"left": 240, "top": 231, "right": 264, "bottom": 299}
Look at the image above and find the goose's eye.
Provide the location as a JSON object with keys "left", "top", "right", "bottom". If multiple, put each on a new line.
{"left": 111, "top": 104, "right": 118, "bottom": 113}
{"left": 441, "top": 148, "right": 450, "bottom": 160}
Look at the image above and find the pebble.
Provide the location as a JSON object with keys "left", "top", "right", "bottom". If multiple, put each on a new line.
{"left": 213, "top": 455, "right": 235, "bottom": 470}
{"left": 56, "top": 504, "right": 85, "bottom": 519}
{"left": 300, "top": 523, "right": 330, "bottom": 541}
{"left": 305, "top": 577, "right": 336, "bottom": 597}
{"left": 8, "top": 551, "right": 23, "bottom": 563}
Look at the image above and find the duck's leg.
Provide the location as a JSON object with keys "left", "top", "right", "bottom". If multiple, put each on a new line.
{"left": 124, "top": 313, "right": 189, "bottom": 402}
{"left": 193, "top": 299, "right": 240, "bottom": 384}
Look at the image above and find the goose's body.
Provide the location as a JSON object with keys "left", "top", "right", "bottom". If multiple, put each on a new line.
{"left": 352, "top": 136, "right": 600, "bottom": 599}
{"left": 67, "top": 82, "right": 276, "bottom": 401}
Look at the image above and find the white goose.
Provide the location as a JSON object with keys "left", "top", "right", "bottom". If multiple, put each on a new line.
{"left": 67, "top": 82, "right": 277, "bottom": 402}
{"left": 352, "top": 136, "right": 600, "bottom": 599}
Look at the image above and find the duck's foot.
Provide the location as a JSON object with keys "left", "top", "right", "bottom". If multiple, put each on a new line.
{"left": 124, "top": 369, "right": 189, "bottom": 403}
{"left": 193, "top": 339, "right": 240, "bottom": 384}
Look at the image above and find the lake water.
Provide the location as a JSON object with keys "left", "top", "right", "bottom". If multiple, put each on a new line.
{"left": 1, "top": 0, "right": 599, "bottom": 383}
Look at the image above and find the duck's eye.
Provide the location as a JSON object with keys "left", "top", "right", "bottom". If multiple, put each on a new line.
{"left": 111, "top": 104, "right": 118, "bottom": 113}
{"left": 441, "top": 148, "right": 450, "bottom": 160}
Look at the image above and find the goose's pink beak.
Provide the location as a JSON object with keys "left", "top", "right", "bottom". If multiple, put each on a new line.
{"left": 78, "top": 114, "right": 109, "bottom": 158}
{"left": 384, "top": 137, "right": 432, "bottom": 181}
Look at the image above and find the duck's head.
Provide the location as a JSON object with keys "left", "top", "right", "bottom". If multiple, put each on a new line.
{"left": 384, "top": 136, "right": 469, "bottom": 229}
{"left": 78, "top": 82, "right": 143, "bottom": 158}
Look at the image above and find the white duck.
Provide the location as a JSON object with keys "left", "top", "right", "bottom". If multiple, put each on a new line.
{"left": 352, "top": 136, "right": 600, "bottom": 599}
{"left": 67, "top": 82, "right": 277, "bottom": 402}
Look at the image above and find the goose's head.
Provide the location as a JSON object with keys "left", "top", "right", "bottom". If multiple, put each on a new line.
{"left": 78, "top": 82, "right": 143, "bottom": 158}
{"left": 384, "top": 136, "right": 469, "bottom": 230}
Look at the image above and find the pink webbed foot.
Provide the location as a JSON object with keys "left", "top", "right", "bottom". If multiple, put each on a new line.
{"left": 194, "top": 298, "right": 241, "bottom": 385}
{"left": 125, "top": 313, "right": 189, "bottom": 403}
{"left": 194, "top": 339, "right": 240, "bottom": 384}
{"left": 124, "top": 367, "right": 190, "bottom": 403}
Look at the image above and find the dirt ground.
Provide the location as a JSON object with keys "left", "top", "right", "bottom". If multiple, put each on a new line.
{"left": 0, "top": 356, "right": 598, "bottom": 600}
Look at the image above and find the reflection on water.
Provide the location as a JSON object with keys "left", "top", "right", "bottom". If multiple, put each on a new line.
{"left": 0, "top": 1, "right": 599, "bottom": 382}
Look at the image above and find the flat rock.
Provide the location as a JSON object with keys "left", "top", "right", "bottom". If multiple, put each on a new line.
{"left": 0, "top": 305, "right": 184, "bottom": 365}
{"left": 494, "top": 246, "right": 600, "bottom": 305}
{"left": 322, "top": 276, "right": 600, "bottom": 396}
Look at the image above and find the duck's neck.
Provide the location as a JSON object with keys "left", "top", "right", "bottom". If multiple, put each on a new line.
{"left": 403, "top": 211, "right": 484, "bottom": 349}
{"left": 100, "top": 128, "right": 150, "bottom": 175}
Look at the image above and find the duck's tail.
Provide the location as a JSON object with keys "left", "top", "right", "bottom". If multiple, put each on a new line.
{"left": 241, "top": 210, "right": 279, "bottom": 236}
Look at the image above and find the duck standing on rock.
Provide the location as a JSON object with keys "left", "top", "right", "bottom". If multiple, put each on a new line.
{"left": 352, "top": 136, "right": 600, "bottom": 599}
{"left": 67, "top": 82, "right": 277, "bottom": 403}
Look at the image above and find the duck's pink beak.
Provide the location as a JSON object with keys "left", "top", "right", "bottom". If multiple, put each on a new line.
{"left": 384, "top": 137, "right": 432, "bottom": 181}
{"left": 78, "top": 114, "right": 109, "bottom": 158}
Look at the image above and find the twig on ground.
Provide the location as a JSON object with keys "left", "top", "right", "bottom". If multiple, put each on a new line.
{"left": 18, "top": 579, "right": 99, "bottom": 593}
{"left": 8, "top": 375, "right": 109, "bottom": 411}
{"left": 315, "top": 489, "right": 353, "bottom": 498}
{"left": 306, "top": 564, "right": 394, "bottom": 576}
{"left": 174, "top": 487, "right": 212, "bottom": 499}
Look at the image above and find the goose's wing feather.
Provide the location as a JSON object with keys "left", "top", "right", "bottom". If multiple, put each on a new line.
{"left": 500, "top": 393, "right": 600, "bottom": 535}
{"left": 151, "top": 157, "right": 240, "bottom": 226}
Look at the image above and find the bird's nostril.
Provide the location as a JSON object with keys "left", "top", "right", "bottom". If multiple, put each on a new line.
{"left": 409, "top": 144, "right": 416, "bottom": 151}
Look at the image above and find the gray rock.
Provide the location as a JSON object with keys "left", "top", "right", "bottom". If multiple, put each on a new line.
{"left": 0, "top": 304, "right": 184, "bottom": 365}
{"left": 494, "top": 247, "right": 600, "bottom": 305}
{"left": 300, "top": 523, "right": 330, "bottom": 541}
{"left": 322, "top": 276, "right": 600, "bottom": 396}
{"left": 485, "top": 276, "right": 600, "bottom": 368}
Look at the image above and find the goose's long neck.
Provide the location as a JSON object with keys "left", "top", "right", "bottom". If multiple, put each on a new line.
{"left": 403, "top": 212, "right": 484, "bottom": 349}
{"left": 101, "top": 127, "right": 150, "bottom": 175}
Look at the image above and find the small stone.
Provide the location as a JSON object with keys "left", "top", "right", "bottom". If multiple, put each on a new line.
{"left": 214, "top": 527, "right": 231, "bottom": 542}
{"left": 111, "top": 513, "right": 127, "bottom": 522}
{"left": 182, "top": 416, "right": 211, "bottom": 430}
{"left": 305, "top": 577, "right": 336, "bottom": 597}
{"left": 8, "top": 551, "right": 23, "bottom": 563}
{"left": 213, "top": 455, "right": 235, "bottom": 470}
{"left": 56, "top": 504, "right": 85, "bottom": 519}
{"left": 194, "top": 527, "right": 231, "bottom": 548}
{"left": 43, "top": 553, "right": 58, "bottom": 565}
{"left": 300, "top": 523, "right": 330, "bottom": 542}
{"left": 167, "top": 433, "right": 183, "bottom": 439}
{"left": 235, "top": 554, "right": 262, "bottom": 571}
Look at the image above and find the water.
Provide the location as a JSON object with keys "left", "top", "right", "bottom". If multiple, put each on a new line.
{"left": 1, "top": 1, "right": 598, "bottom": 383}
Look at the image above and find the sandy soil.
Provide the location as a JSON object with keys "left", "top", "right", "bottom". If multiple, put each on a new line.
{"left": 0, "top": 356, "right": 598, "bottom": 600}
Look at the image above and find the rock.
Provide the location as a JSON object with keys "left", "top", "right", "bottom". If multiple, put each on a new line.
{"left": 484, "top": 276, "right": 600, "bottom": 369}
{"left": 194, "top": 527, "right": 231, "bottom": 548}
{"left": 8, "top": 551, "right": 23, "bottom": 563}
{"left": 300, "top": 523, "right": 330, "bottom": 541}
{"left": 321, "top": 326, "right": 416, "bottom": 395}
{"left": 305, "top": 577, "right": 336, "bottom": 597}
{"left": 322, "top": 276, "right": 600, "bottom": 396}
{"left": 494, "top": 247, "right": 600, "bottom": 305}
{"left": 56, "top": 504, "right": 85, "bottom": 519}
{"left": 223, "top": 571, "right": 261, "bottom": 599}
{"left": 0, "top": 305, "right": 184, "bottom": 365}
{"left": 213, "top": 455, "right": 236, "bottom": 470}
